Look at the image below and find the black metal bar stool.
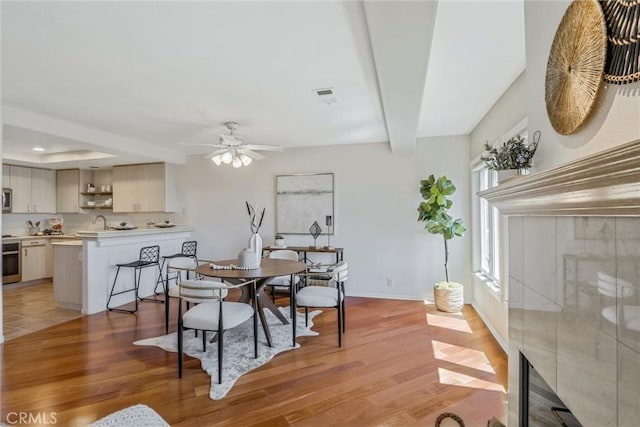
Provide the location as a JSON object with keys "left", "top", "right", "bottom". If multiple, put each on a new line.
{"left": 107, "top": 245, "right": 163, "bottom": 313}
{"left": 155, "top": 241, "right": 197, "bottom": 293}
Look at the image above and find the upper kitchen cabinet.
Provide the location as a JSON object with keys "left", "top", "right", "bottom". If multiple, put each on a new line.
{"left": 56, "top": 169, "right": 80, "bottom": 213}
{"left": 112, "top": 163, "right": 180, "bottom": 213}
{"left": 9, "top": 165, "right": 56, "bottom": 213}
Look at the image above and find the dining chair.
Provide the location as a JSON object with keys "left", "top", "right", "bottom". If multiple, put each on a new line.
{"left": 178, "top": 279, "right": 258, "bottom": 383}
{"left": 164, "top": 256, "right": 228, "bottom": 334}
{"left": 295, "top": 261, "right": 348, "bottom": 347}
{"left": 265, "top": 249, "right": 300, "bottom": 309}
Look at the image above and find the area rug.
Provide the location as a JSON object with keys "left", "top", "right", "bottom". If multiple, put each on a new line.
{"left": 89, "top": 404, "right": 169, "bottom": 427}
{"left": 134, "top": 307, "right": 320, "bottom": 400}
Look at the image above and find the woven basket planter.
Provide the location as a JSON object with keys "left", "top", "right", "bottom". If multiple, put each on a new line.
{"left": 434, "top": 282, "right": 463, "bottom": 313}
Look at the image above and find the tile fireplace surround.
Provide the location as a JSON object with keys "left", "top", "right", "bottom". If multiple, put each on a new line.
{"left": 480, "top": 140, "right": 639, "bottom": 426}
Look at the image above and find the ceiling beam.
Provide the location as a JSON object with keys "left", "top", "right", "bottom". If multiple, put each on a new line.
{"left": 363, "top": 0, "right": 438, "bottom": 155}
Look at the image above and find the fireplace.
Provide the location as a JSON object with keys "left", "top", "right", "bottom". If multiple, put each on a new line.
{"left": 520, "top": 352, "right": 582, "bottom": 426}
{"left": 480, "top": 140, "right": 640, "bottom": 426}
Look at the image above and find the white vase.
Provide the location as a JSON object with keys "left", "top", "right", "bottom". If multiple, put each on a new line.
{"left": 249, "top": 233, "right": 262, "bottom": 267}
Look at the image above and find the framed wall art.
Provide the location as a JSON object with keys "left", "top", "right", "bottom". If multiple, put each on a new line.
{"left": 276, "top": 173, "right": 334, "bottom": 235}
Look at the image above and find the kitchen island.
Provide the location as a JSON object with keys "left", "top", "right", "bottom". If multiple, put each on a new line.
{"left": 77, "top": 226, "right": 194, "bottom": 314}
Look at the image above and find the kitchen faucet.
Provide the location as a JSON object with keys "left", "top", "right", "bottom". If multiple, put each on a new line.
{"left": 94, "top": 215, "right": 108, "bottom": 231}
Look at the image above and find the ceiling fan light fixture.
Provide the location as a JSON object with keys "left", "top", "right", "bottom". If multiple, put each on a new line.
{"left": 232, "top": 155, "right": 243, "bottom": 168}
{"left": 221, "top": 151, "right": 233, "bottom": 164}
{"left": 240, "top": 154, "right": 252, "bottom": 166}
{"left": 211, "top": 154, "right": 222, "bottom": 166}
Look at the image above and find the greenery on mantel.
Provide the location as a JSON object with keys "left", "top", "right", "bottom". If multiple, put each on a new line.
{"left": 417, "top": 175, "right": 466, "bottom": 282}
{"left": 481, "top": 131, "right": 540, "bottom": 170}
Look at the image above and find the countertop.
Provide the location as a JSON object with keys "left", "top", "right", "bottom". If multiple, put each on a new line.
{"left": 51, "top": 240, "right": 83, "bottom": 246}
{"left": 75, "top": 225, "right": 194, "bottom": 240}
{"left": 2, "top": 235, "right": 79, "bottom": 242}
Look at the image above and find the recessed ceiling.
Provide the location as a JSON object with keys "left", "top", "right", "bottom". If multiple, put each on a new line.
{"left": 1, "top": 1, "right": 525, "bottom": 168}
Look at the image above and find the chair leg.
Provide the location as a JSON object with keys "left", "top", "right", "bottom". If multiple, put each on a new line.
{"left": 218, "top": 300, "right": 224, "bottom": 384}
{"left": 178, "top": 301, "right": 183, "bottom": 378}
{"left": 252, "top": 283, "right": 258, "bottom": 359}
{"left": 305, "top": 307, "right": 309, "bottom": 327}
{"left": 164, "top": 274, "right": 170, "bottom": 334}
{"left": 106, "top": 266, "right": 138, "bottom": 314}
{"left": 337, "top": 302, "right": 343, "bottom": 348}
{"left": 202, "top": 331, "right": 207, "bottom": 352}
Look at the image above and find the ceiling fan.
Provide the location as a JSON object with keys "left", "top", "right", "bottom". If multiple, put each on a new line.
{"left": 180, "top": 122, "right": 283, "bottom": 167}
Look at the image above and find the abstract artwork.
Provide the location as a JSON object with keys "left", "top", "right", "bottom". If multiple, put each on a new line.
{"left": 276, "top": 173, "right": 334, "bottom": 235}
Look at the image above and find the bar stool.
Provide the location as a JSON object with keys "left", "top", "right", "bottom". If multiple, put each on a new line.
{"left": 155, "top": 241, "right": 197, "bottom": 293}
{"left": 107, "top": 245, "right": 163, "bottom": 313}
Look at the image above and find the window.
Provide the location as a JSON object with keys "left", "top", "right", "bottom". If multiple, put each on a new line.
{"left": 471, "top": 118, "right": 528, "bottom": 298}
{"left": 478, "top": 167, "right": 500, "bottom": 284}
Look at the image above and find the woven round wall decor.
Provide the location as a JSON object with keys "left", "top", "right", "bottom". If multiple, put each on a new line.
{"left": 600, "top": 0, "right": 640, "bottom": 84}
{"left": 545, "top": 0, "right": 607, "bottom": 135}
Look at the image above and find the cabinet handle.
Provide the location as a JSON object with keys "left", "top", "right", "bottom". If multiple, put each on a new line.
{"left": 24, "top": 248, "right": 28, "bottom": 256}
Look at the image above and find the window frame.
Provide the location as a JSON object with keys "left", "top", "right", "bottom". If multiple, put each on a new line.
{"left": 471, "top": 118, "right": 528, "bottom": 300}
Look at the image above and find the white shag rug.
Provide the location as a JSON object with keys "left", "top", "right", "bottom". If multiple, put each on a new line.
{"left": 134, "top": 307, "right": 320, "bottom": 400}
{"left": 90, "top": 404, "right": 169, "bottom": 427}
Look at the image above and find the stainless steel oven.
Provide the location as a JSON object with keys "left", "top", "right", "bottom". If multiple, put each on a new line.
{"left": 2, "top": 188, "right": 12, "bottom": 213}
{"left": 3, "top": 241, "right": 21, "bottom": 284}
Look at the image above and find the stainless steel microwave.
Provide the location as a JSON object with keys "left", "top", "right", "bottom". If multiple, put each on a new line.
{"left": 2, "top": 188, "right": 12, "bottom": 213}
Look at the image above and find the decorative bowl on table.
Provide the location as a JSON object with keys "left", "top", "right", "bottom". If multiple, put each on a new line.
{"left": 110, "top": 222, "right": 137, "bottom": 230}
{"left": 154, "top": 221, "right": 176, "bottom": 228}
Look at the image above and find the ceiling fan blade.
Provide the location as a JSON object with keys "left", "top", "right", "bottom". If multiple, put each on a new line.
{"left": 179, "top": 142, "right": 226, "bottom": 148}
{"left": 238, "top": 148, "right": 266, "bottom": 160}
{"left": 203, "top": 149, "right": 229, "bottom": 159}
{"left": 243, "top": 144, "right": 283, "bottom": 152}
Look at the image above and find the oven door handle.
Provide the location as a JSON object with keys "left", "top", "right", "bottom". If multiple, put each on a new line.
{"left": 3, "top": 251, "right": 20, "bottom": 255}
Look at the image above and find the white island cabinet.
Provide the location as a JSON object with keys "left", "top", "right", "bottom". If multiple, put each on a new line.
{"left": 76, "top": 226, "right": 194, "bottom": 314}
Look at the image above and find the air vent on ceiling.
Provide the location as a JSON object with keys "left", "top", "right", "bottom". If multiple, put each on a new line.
{"left": 312, "top": 87, "right": 337, "bottom": 105}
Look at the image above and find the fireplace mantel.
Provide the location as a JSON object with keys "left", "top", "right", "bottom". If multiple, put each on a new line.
{"left": 478, "top": 139, "right": 639, "bottom": 216}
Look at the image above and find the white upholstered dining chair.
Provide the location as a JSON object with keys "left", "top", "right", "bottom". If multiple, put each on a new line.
{"left": 265, "top": 249, "right": 300, "bottom": 307}
{"left": 164, "top": 256, "right": 228, "bottom": 334}
{"left": 295, "top": 261, "right": 348, "bottom": 347}
{"left": 178, "top": 279, "right": 258, "bottom": 383}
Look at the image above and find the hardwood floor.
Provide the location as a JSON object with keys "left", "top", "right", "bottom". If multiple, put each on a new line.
{"left": 2, "top": 281, "right": 83, "bottom": 341}
{"left": 0, "top": 295, "right": 507, "bottom": 426}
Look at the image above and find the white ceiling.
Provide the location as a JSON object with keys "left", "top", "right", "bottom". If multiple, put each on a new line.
{"left": 1, "top": 0, "right": 525, "bottom": 169}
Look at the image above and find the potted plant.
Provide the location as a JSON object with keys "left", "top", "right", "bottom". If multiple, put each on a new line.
{"left": 481, "top": 131, "right": 540, "bottom": 182}
{"left": 274, "top": 234, "right": 286, "bottom": 248}
{"left": 417, "top": 175, "right": 466, "bottom": 312}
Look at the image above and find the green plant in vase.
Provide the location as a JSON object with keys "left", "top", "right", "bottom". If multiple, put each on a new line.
{"left": 417, "top": 175, "right": 466, "bottom": 282}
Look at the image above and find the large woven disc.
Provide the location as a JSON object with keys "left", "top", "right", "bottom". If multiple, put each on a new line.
{"left": 545, "top": 0, "right": 607, "bottom": 135}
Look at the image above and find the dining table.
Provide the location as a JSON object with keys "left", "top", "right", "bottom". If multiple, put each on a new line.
{"left": 195, "top": 258, "right": 306, "bottom": 347}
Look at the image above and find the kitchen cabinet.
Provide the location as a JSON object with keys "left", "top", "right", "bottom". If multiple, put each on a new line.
{"left": 52, "top": 241, "right": 82, "bottom": 310}
{"left": 113, "top": 163, "right": 180, "bottom": 213}
{"left": 56, "top": 169, "right": 80, "bottom": 213}
{"left": 2, "top": 164, "right": 10, "bottom": 188}
{"left": 9, "top": 165, "right": 56, "bottom": 213}
{"left": 21, "top": 239, "right": 49, "bottom": 281}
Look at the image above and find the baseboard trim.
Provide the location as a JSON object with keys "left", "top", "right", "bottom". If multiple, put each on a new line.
{"left": 472, "top": 301, "right": 508, "bottom": 353}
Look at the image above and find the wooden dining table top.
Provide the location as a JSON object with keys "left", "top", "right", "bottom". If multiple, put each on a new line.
{"left": 195, "top": 258, "right": 307, "bottom": 280}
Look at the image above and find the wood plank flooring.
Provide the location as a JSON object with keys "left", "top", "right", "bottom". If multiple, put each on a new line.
{"left": 0, "top": 295, "right": 507, "bottom": 426}
{"left": 2, "top": 281, "right": 83, "bottom": 341}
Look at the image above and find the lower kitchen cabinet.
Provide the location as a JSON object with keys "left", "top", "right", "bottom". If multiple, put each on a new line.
{"left": 21, "top": 239, "right": 51, "bottom": 282}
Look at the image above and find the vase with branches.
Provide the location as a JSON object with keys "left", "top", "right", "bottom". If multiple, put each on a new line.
{"left": 246, "top": 201, "right": 265, "bottom": 267}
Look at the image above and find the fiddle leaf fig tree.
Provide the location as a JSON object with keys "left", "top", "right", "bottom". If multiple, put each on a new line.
{"left": 417, "top": 175, "right": 466, "bottom": 282}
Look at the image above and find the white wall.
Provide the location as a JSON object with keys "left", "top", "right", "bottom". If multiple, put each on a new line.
{"left": 525, "top": 0, "right": 640, "bottom": 172}
{"left": 182, "top": 137, "right": 471, "bottom": 301}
